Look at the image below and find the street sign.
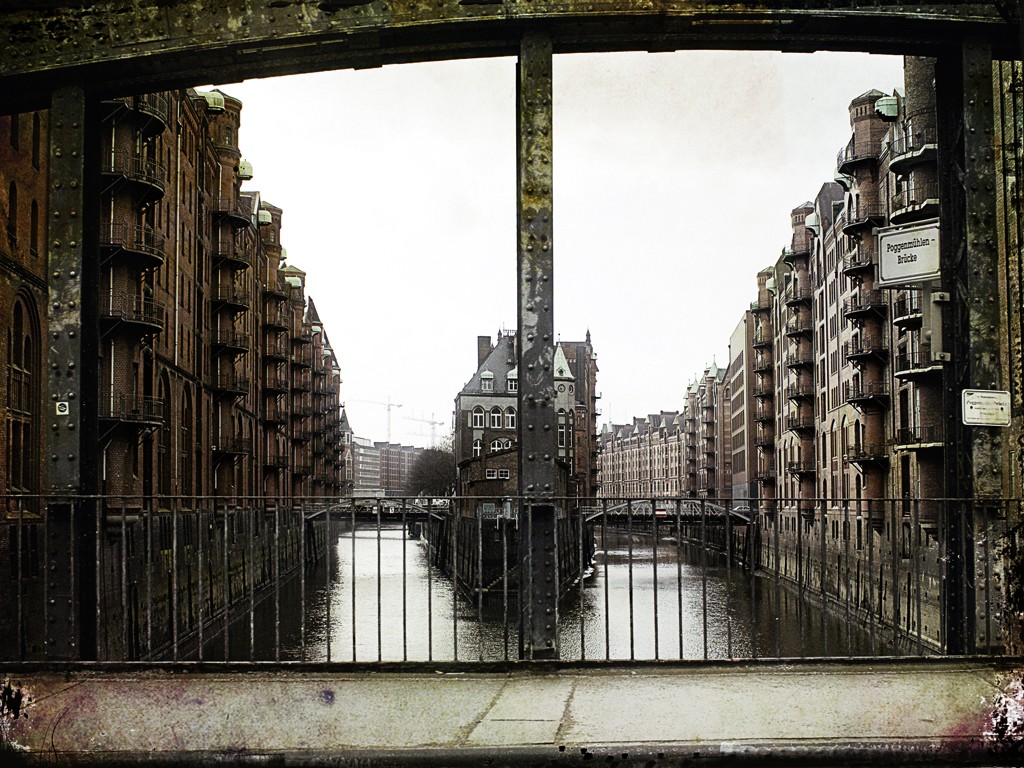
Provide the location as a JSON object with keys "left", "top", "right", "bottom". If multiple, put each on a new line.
{"left": 877, "top": 219, "right": 940, "bottom": 287}
{"left": 962, "top": 389, "right": 1011, "bottom": 427}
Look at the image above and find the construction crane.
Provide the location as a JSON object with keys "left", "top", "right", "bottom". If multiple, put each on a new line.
{"left": 404, "top": 412, "right": 446, "bottom": 448}
{"left": 344, "top": 396, "right": 403, "bottom": 442}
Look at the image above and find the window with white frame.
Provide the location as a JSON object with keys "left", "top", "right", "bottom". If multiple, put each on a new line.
{"left": 504, "top": 439, "right": 513, "bottom": 449}
{"left": 481, "top": 371, "right": 494, "bottom": 392}
{"left": 498, "top": 469, "right": 510, "bottom": 479}
{"left": 472, "top": 406, "right": 485, "bottom": 428}
{"left": 490, "top": 439, "right": 504, "bottom": 452}
{"left": 490, "top": 406, "right": 502, "bottom": 428}
{"left": 472, "top": 439, "right": 482, "bottom": 457}
{"left": 505, "top": 407, "right": 516, "bottom": 429}
{"left": 485, "top": 469, "right": 498, "bottom": 480}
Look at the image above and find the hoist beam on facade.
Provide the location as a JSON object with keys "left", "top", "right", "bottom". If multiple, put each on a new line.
{"left": 516, "top": 33, "right": 558, "bottom": 661}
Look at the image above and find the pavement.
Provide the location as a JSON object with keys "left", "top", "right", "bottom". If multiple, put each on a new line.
{"left": 2, "top": 659, "right": 1024, "bottom": 766}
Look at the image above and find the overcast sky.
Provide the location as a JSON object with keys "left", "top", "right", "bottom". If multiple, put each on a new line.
{"left": 217, "top": 50, "right": 904, "bottom": 448}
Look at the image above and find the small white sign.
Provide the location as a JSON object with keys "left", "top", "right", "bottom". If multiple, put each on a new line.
{"left": 877, "top": 219, "right": 940, "bottom": 287}
{"left": 962, "top": 389, "right": 1011, "bottom": 427}
{"left": 55, "top": 401, "right": 69, "bottom": 416}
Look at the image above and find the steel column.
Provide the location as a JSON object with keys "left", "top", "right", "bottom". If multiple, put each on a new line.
{"left": 937, "top": 41, "right": 1004, "bottom": 653}
{"left": 516, "top": 33, "right": 558, "bottom": 660}
{"left": 45, "top": 85, "right": 99, "bottom": 659}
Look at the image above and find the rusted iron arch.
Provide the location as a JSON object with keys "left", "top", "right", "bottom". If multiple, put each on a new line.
{"left": 0, "top": 2, "right": 1019, "bottom": 113}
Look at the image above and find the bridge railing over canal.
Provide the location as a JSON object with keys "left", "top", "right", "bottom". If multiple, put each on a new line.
{"left": 0, "top": 494, "right": 1017, "bottom": 663}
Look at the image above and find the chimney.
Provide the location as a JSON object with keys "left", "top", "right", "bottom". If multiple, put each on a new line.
{"left": 477, "top": 335, "right": 492, "bottom": 368}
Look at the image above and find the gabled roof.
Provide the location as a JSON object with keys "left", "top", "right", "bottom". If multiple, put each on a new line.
{"left": 458, "top": 333, "right": 518, "bottom": 397}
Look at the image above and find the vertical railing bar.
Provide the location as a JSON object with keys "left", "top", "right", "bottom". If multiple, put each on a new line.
{"left": 426, "top": 499, "right": 434, "bottom": 663}
{"left": 820, "top": 498, "right": 827, "bottom": 659}
{"left": 627, "top": 499, "right": 635, "bottom": 661}
{"left": 120, "top": 500, "right": 128, "bottom": 661}
{"left": 773, "top": 500, "right": 781, "bottom": 658}
{"left": 376, "top": 500, "right": 382, "bottom": 663}
{"left": 750, "top": 505, "right": 758, "bottom": 661}
{"left": 578, "top": 498, "right": 585, "bottom": 662}
{"left": 553, "top": 497, "right": 561, "bottom": 660}
{"left": 299, "top": 503, "right": 307, "bottom": 662}
{"left": 725, "top": 496, "right": 733, "bottom": 660}
{"left": 914, "top": 498, "right": 923, "bottom": 656}
{"left": 86, "top": 499, "right": 93, "bottom": 661}
{"left": 700, "top": 498, "right": 708, "bottom": 661}
{"left": 351, "top": 503, "right": 357, "bottom": 662}
{"left": 675, "top": 498, "right": 683, "bottom": 660}
{"left": 248, "top": 507, "right": 255, "bottom": 661}
{"left": 844, "top": 500, "right": 852, "bottom": 657}
{"left": 172, "top": 504, "right": 179, "bottom": 661}
{"left": 892, "top": 498, "right": 901, "bottom": 656}
{"left": 477, "top": 503, "right": 484, "bottom": 662}
{"left": 602, "top": 499, "right": 610, "bottom": 661}
{"left": 222, "top": 507, "right": 229, "bottom": 662}
{"left": 198, "top": 500, "right": 205, "bottom": 662}
{"left": 985, "top": 503, "right": 993, "bottom": 653}
{"left": 502, "top": 504, "right": 509, "bottom": 663}
{"left": 16, "top": 501, "right": 24, "bottom": 660}
{"left": 401, "top": 499, "right": 408, "bottom": 663}
{"left": 652, "top": 498, "right": 660, "bottom": 661}
{"left": 275, "top": 503, "right": 281, "bottom": 663}
{"left": 797, "top": 497, "right": 804, "bottom": 659}
{"left": 868, "top": 500, "right": 876, "bottom": 655}
{"left": 325, "top": 502, "right": 332, "bottom": 663}
{"left": 451, "top": 499, "right": 459, "bottom": 662}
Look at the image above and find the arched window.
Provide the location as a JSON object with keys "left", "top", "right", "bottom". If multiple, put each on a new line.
{"left": 472, "top": 439, "right": 482, "bottom": 458}
{"left": 490, "top": 439, "right": 504, "bottom": 452}
{"left": 31, "top": 113, "right": 40, "bottom": 169}
{"left": 505, "top": 408, "right": 517, "bottom": 430}
{"left": 471, "top": 406, "right": 484, "bottom": 428}
{"left": 29, "top": 200, "right": 38, "bottom": 257}
{"left": 7, "top": 295, "right": 39, "bottom": 494}
{"left": 490, "top": 407, "right": 502, "bottom": 429}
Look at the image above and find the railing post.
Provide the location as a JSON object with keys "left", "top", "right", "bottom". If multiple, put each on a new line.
{"left": 46, "top": 85, "right": 99, "bottom": 660}
{"left": 517, "top": 33, "right": 558, "bottom": 660}
{"left": 937, "top": 40, "right": 1005, "bottom": 654}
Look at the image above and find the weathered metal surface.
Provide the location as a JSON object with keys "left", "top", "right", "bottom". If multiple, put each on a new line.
{"left": 517, "top": 33, "right": 558, "bottom": 659}
{"left": 0, "top": 2, "right": 1018, "bottom": 113}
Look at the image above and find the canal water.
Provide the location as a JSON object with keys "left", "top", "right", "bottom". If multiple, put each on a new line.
{"left": 211, "top": 523, "right": 885, "bottom": 662}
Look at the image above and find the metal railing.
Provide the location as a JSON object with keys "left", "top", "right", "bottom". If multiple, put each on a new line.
{"left": 0, "top": 493, "right": 1012, "bottom": 664}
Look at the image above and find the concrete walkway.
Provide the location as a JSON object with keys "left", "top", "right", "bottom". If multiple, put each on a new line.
{"left": 2, "top": 660, "right": 1023, "bottom": 765}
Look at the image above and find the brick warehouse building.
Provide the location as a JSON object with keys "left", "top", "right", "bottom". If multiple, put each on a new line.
{"left": 0, "top": 89, "right": 348, "bottom": 659}
{"left": 596, "top": 56, "right": 1011, "bottom": 653}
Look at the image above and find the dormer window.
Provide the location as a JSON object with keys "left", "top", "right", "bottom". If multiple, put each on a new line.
{"left": 481, "top": 371, "right": 494, "bottom": 392}
{"left": 507, "top": 368, "right": 518, "bottom": 393}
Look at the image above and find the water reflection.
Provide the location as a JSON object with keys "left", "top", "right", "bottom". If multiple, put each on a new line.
{"left": 212, "top": 523, "right": 884, "bottom": 661}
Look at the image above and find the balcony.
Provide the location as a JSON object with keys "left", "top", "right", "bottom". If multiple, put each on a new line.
{"left": 891, "top": 181, "right": 939, "bottom": 225}
{"left": 893, "top": 425, "right": 944, "bottom": 450}
{"left": 752, "top": 354, "right": 773, "bottom": 374}
{"left": 785, "top": 414, "right": 815, "bottom": 434}
{"left": 843, "top": 291, "right": 886, "bottom": 321}
{"left": 292, "top": 374, "right": 312, "bottom": 393}
{"left": 752, "top": 329, "right": 773, "bottom": 349}
{"left": 753, "top": 406, "right": 774, "bottom": 424}
{"left": 99, "top": 222, "right": 166, "bottom": 270}
{"left": 291, "top": 404, "right": 314, "bottom": 419}
{"left": 263, "top": 279, "right": 289, "bottom": 302}
{"left": 212, "top": 329, "right": 248, "bottom": 355}
{"left": 291, "top": 428, "right": 312, "bottom": 444}
{"left": 99, "top": 394, "right": 164, "bottom": 427}
{"left": 263, "top": 337, "right": 289, "bottom": 361}
{"left": 210, "top": 196, "right": 252, "bottom": 228}
{"left": 784, "top": 285, "right": 813, "bottom": 307}
{"left": 786, "top": 460, "right": 817, "bottom": 477}
{"left": 101, "top": 151, "right": 166, "bottom": 201}
{"left": 210, "top": 372, "right": 249, "bottom": 397}
{"left": 836, "top": 134, "right": 880, "bottom": 175}
{"left": 264, "top": 372, "right": 289, "bottom": 394}
{"left": 291, "top": 348, "right": 312, "bottom": 369}
{"left": 892, "top": 291, "right": 923, "bottom": 328}
{"left": 750, "top": 297, "right": 772, "bottom": 314}
{"left": 846, "top": 443, "right": 889, "bottom": 466}
{"left": 100, "top": 292, "right": 165, "bottom": 335}
{"left": 293, "top": 329, "right": 313, "bottom": 346}
{"left": 785, "top": 351, "right": 814, "bottom": 370}
{"left": 213, "top": 436, "right": 252, "bottom": 455}
{"left": 263, "top": 307, "right": 290, "bottom": 330}
{"left": 893, "top": 347, "right": 944, "bottom": 379}
{"left": 103, "top": 93, "right": 170, "bottom": 137}
{"left": 782, "top": 245, "right": 811, "bottom": 265}
{"left": 292, "top": 463, "right": 313, "bottom": 476}
{"left": 785, "top": 383, "right": 814, "bottom": 401}
{"left": 754, "top": 463, "right": 777, "bottom": 482}
{"left": 752, "top": 383, "right": 774, "bottom": 400}
{"left": 263, "top": 401, "right": 288, "bottom": 425}
{"left": 844, "top": 336, "right": 888, "bottom": 364}
{"left": 264, "top": 454, "right": 289, "bottom": 469}
{"left": 841, "top": 249, "right": 874, "bottom": 279}
{"left": 784, "top": 316, "right": 813, "bottom": 338}
{"left": 755, "top": 429, "right": 775, "bottom": 449}
{"left": 211, "top": 284, "right": 250, "bottom": 312}
{"left": 889, "top": 123, "right": 937, "bottom": 175}
{"left": 844, "top": 381, "right": 891, "bottom": 408}
{"left": 842, "top": 203, "right": 886, "bottom": 237}
{"left": 214, "top": 239, "right": 252, "bottom": 270}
